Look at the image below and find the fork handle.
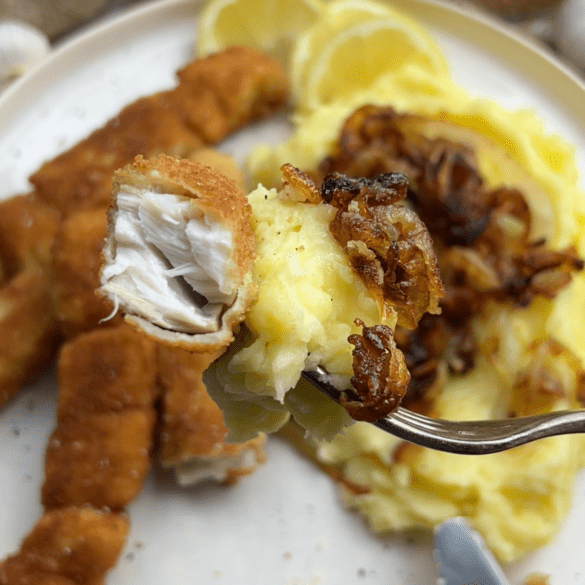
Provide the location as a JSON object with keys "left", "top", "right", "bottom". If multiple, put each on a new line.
{"left": 301, "top": 369, "right": 585, "bottom": 455}
{"left": 376, "top": 408, "right": 585, "bottom": 455}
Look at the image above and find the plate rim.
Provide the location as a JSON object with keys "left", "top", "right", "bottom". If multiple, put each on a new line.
{"left": 1, "top": 0, "right": 584, "bottom": 123}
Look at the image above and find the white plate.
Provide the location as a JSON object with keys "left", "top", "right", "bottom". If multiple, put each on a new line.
{"left": 1, "top": 1, "right": 585, "bottom": 584}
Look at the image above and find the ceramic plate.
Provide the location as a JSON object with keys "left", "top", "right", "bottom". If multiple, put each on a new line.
{"left": 1, "top": 1, "right": 585, "bottom": 583}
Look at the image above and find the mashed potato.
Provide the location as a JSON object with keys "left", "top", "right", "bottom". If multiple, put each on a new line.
{"left": 244, "top": 22, "right": 585, "bottom": 565}
{"left": 205, "top": 182, "right": 400, "bottom": 441}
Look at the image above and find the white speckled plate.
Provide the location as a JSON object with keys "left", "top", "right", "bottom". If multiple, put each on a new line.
{"left": 1, "top": 1, "right": 585, "bottom": 584}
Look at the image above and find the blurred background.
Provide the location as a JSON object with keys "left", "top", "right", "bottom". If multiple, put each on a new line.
{"left": 1, "top": 0, "right": 584, "bottom": 89}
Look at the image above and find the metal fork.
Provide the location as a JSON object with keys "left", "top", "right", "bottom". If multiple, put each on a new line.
{"left": 302, "top": 367, "right": 585, "bottom": 455}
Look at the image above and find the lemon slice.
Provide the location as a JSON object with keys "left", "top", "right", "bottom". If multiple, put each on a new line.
{"left": 298, "top": 16, "right": 449, "bottom": 111}
{"left": 291, "top": 0, "right": 398, "bottom": 95}
{"left": 197, "top": 0, "right": 325, "bottom": 62}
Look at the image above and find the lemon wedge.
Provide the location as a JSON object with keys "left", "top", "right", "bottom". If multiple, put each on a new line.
{"left": 296, "top": 15, "right": 449, "bottom": 111}
{"left": 197, "top": 0, "right": 325, "bottom": 62}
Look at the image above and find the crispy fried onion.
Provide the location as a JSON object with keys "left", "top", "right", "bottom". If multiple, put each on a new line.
{"left": 318, "top": 105, "right": 584, "bottom": 410}
{"left": 344, "top": 319, "right": 410, "bottom": 422}
{"left": 320, "top": 172, "right": 444, "bottom": 329}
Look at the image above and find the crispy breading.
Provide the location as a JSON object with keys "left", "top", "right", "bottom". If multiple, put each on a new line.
{"left": 0, "top": 267, "right": 61, "bottom": 408}
{"left": 0, "top": 507, "right": 128, "bottom": 585}
{"left": 51, "top": 207, "right": 122, "bottom": 339}
{"left": 175, "top": 46, "right": 290, "bottom": 143}
{"left": 42, "top": 324, "right": 158, "bottom": 510}
{"left": 30, "top": 47, "right": 288, "bottom": 217}
{"left": 0, "top": 193, "right": 60, "bottom": 278}
{"left": 0, "top": 194, "right": 61, "bottom": 408}
{"left": 157, "top": 344, "right": 265, "bottom": 484}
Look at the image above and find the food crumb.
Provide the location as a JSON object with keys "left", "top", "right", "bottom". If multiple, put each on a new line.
{"left": 283, "top": 551, "right": 292, "bottom": 560}
{"left": 357, "top": 568, "right": 367, "bottom": 577}
{"left": 214, "top": 570, "right": 222, "bottom": 578}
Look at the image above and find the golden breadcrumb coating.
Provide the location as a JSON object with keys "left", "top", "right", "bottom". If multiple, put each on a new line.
{"left": 175, "top": 45, "right": 290, "bottom": 143}
{"left": 0, "top": 507, "right": 128, "bottom": 585}
{"left": 0, "top": 193, "right": 61, "bottom": 408}
{"left": 42, "top": 324, "right": 159, "bottom": 510}
{"left": 0, "top": 267, "right": 60, "bottom": 408}
{"left": 157, "top": 344, "right": 266, "bottom": 483}
{"left": 0, "top": 193, "right": 60, "bottom": 278}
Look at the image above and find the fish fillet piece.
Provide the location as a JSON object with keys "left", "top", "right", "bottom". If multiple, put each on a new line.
{"left": 42, "top": 324, "right": 158, "bottom": 510}
{"left": 0, "top": 267, "right": 60, "bottom": 409}
{"left": 173, "top": 45, "right": 290, "bottom": 143}
{"left": 0, "top": 194, "right": 61, "bottom": 408}
{"left": 100, "top": 154, "right": 256, "bottom": 352}
{"left": 0, "top": 193, "right": 60, "bottom": 278}
{"left": 51, "top": 207, "right": 123, "bottom": 339}
{"left": 0, "top": 507, "right": 128, "bottom": 585}
{"left": 29, "top": 46, "right": 288, "bottom": 217}
{"left": 157, "top": 344, "right": 266, "bottom": 486}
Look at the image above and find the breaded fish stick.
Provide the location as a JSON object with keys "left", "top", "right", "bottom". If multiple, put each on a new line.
{"left": 51, "top": 207, "right": 122, "bottom": 339}
{"left": 0, "top": 267, "right": 60, "bottom": 408}
{"left": 30, "top": 46, "right": 289, "bottom": 216}
{"left": 0, "top": 193, "right": 60, "bottom": 277}
{"left": 173, "top": 45, "right": 290, "bottom": 144}
{"left": 0, "top": 194, "right": 61, "bottom": 408}
{"left": 0, "top": 507, "right": 128, "bottom": 585}
{"left": 100, "top": 155, "right": 256, "bottom": 353}
{"left": 42, "top": 324, "right": 158, "bottom": 510}
{"left": 157, "top": 345, "right": 265, "bottom": 485}
{"left": 52, "top": 151, "right": 246, "bottom": 340}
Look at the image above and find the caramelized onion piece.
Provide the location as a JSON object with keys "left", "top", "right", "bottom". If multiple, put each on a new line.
{"left": 344, "top": 319, "right": 410, "bottom": 422}
{"left": 280, "top": 162, "right": 322, "bottom": 203}
{"left": 321, "top": 172, "right": 444, "bottom": 328}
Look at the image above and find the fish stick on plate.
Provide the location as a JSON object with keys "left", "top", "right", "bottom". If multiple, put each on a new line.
{"left": 157, "top": 344, "right": 266, "bottom": 486}
{"left": 172, "top": 45, "right": 290, "bottom": 144}
{"left": 0, "top": 193, "right": 61, "bottom": 408}
{"left": 0, "top": 193, "right": 60, "bottom": 277}
{"left": 0, "top": 267, "right": 60, "bottom": 409}
{"left": 0, "top": 507, "right": 128, "bottom": 585}
{"left": 99, "top": 154, "right": 257, "bottom": 353}
{"left": 42, "top": 324, "right": 159, "bottom": 511}
{"left": 29, "top": 90, "right": 204, "bottom": 217}
{"left": 29, "top": 46, "right": 288, "bottom": 217}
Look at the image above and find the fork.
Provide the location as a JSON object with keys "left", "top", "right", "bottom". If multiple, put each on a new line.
{"left": 302, "top": 367, "right": 585, "bottom": 455}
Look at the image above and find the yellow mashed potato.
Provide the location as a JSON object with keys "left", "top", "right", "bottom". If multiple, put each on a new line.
{"left": 206, "top": 183, "right": 395, "bottom": 441}
{"left": 243, "top": 25, "right": 585, "bottom": 566}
